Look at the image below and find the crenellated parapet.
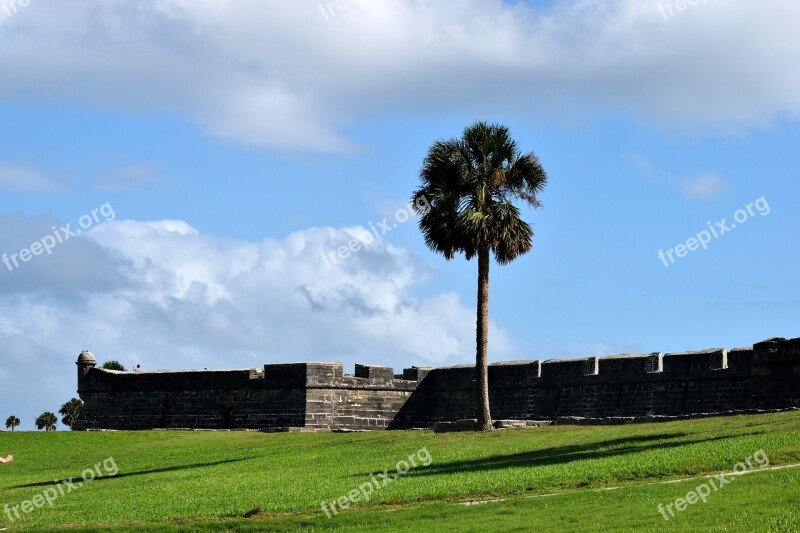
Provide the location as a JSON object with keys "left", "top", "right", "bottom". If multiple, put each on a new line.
{"left": 75, "top": 336, "right": 800, "bottom": 431}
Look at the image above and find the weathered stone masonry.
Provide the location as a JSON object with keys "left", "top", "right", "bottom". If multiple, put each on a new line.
{"left": 75, "top": 336, "right": 800, "bottom": 431}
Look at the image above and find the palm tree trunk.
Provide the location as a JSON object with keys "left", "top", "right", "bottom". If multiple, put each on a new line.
{"left": 476, "top": 247, "right": 493, "bottom": 431}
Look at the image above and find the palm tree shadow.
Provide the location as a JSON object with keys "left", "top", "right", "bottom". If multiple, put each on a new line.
{"left": 363, "top": 432, "right": 760, "bottom": 478}
{"left": 9, "top": 457, "right": 256, "bottom": 489}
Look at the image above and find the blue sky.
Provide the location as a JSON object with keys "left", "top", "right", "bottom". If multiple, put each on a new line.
{"left": 1, "top": 0, "right": 798, "bottom": 430}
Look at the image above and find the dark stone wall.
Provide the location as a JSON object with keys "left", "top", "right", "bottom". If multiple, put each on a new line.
{"left": 75, "top": 337, "right": 800, "bottom": 431}
{"left": 76, "top": 367, "right": 309, "bottom": 430}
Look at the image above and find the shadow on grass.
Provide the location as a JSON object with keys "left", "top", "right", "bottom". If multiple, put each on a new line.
{"left": 357, "top": 432, "right": 761, "bottom": 478}
{"left": 9, "top": 457, "right": 256, "bottom": 489}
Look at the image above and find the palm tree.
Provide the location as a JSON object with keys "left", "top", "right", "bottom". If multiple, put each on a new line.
{"left": 35, "top": 412, "right": 58, "bottom": 432}
{"left": 412, "top": 122, "right": 548, "bottom": 431}
{"left": 5, "top": 416, "right": 20, "bottom": 431}
{"left": 59, "top": 398, "right": 84, "bottom": 429}
{"left": 102, "top": 360, "right": 126, "bottom": 371}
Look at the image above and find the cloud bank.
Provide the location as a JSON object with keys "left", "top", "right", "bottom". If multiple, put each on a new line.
{"left": 0, "top": 0, "right": 798, "bottom": 151}
{"left": 0, "top": 215, "right": 517, "bottom": 429}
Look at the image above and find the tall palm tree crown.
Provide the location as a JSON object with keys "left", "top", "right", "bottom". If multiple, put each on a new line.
{"left": 412, "top": 121, "right": 547, "bottom": 264}
{"left": 412, "top": 122, "right": 547, "bottom": 430}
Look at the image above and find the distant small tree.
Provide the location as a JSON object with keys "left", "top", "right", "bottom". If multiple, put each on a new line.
{"left": 59, "top": 398, "right": 84, "bottom": 429}
{"left": 102, "top": 360, "right": 126, "bottom": 371}
{"left": 5, "top": 416, "right": 20, "bottom": 431}
{"left": 35, "top": 412, "right": 58, "bottom": 431}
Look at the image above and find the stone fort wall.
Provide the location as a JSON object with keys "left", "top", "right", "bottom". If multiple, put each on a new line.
{"left": 74, "top": 336, "right": 800, "bottom": 431}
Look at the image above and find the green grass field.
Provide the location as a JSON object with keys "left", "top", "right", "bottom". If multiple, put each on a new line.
{"left": 1, "top": 411, "right": 799, "bottom": 531}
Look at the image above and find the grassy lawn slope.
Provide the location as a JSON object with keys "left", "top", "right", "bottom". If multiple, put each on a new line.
{"left": 0, "top": 411, "right": 798, "bottom": 531}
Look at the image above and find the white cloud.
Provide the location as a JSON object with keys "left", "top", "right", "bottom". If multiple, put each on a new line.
{"left": 680, "top": 172, "right": 727, "bottom": 200}
{"left": 625, "top": 154, "right": 729, "bottom": 200}
{"left": 624, "top": 153, "right": 663, "bottom": 183}
{"left": 0, "top": 0, "right": 798, "bottom": 151}
{"left": 0, "top": 215, "right": 520, "bottom": 429}
{"left": 0, "top": 162, "right": 67, "bottom": 193}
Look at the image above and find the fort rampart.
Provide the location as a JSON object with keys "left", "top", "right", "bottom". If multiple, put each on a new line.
{"left": 74, "top": 336, "right": 800, "bottom": 431}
